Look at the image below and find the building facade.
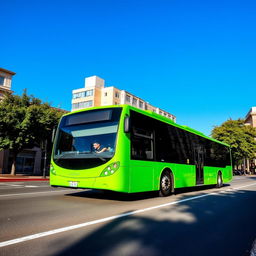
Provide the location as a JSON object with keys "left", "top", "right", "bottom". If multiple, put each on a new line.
{"left": 0, "top": 67, "right": 15, "bottom": 100}
{"left": 244, "top": 107, "right": 256, "bottom": 174}
{"left": 0, "top": 68, "right": 42, "bottom": 175}
{"left": 72, "top": 76, "right": 176, "bottom": 122}
{"left": 245, "top": 107, "right": 256, "bottom": 128}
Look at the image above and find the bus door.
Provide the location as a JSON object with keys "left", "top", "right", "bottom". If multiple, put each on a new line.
{"left": 194, "top": 145, "right": 204, "bottom": 185}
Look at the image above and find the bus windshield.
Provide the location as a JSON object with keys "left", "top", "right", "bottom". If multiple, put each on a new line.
{"left": 53, "top": 108, "right": 122, "bottom": 169}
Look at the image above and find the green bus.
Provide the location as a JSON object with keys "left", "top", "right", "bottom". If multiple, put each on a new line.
{"left": 50, "top": 105, "right": 232, "bottom": 196}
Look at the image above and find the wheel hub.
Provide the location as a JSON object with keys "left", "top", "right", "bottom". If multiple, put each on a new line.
{"left": 161, "top": 176, "right": 171, "bottom": 191}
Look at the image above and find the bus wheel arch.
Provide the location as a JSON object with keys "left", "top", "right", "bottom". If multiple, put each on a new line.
{"left": 159, "top": 168, "right": 174, "bottom": 197}
{"left": 216, "top": 171, "right": 223, "bottom": 188}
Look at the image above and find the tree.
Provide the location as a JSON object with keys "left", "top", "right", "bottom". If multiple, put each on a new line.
{"left": 0, "top": 90, "right": 64, "bottom": 175}
{"left": 211, "top": 119, "right": 256, "bottom": 166}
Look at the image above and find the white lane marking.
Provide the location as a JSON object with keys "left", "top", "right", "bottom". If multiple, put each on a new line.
{"left": 0, "top": 182, "right": 256, "bottom": 248}
{"left": 24, "top": 185, "right": 38, "bottom": 188}
{"left": 0, "top": 189, "right": 79, "bottom": 197}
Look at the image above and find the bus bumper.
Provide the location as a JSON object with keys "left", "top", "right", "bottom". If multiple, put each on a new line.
{"left": 50, "top": 168, "right": 129, "bottom": 193}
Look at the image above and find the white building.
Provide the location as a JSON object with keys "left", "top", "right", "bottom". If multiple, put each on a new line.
{"left": 0, "top": 67, "right": 15, "bottom": 100}
{"left": 72, "top": 75, "right": 176, "bottom": 122}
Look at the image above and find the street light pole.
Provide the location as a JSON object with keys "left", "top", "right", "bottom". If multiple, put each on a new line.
{"left": 43, "top": 139, "right": 47, "bottom": 178}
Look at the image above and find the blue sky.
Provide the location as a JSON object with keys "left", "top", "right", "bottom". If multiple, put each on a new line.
{"left": 1, "top": 0, "right": 256, "bottom": 136}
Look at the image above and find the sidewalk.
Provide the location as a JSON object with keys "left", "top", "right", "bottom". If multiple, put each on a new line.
{"left": 0, "top": 174, "right": 49, "bottom": 182}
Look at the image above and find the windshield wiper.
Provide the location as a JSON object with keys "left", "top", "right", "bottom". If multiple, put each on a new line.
{"left": 54, "top": 152, "right": 78, "bottom": 159}
{"left": 92, "top": 152, "right": 107, "bottom": 162}
{"left": 54, "top": 151, "right": 108, "bottom": 162}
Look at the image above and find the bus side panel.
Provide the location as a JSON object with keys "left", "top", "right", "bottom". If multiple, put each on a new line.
{"left": 151, "top": 163, "right": 196, "bottom": 191}
{"left": 171, "top": 164, "right": 196, "bottom": 188}
{"left": 223, "top": 165, "right": 233, "bottom": 183}
{"left": 129, "top": 160, "right": 154, "bottom": 193}
{"left": 203, "top": 166, "right": 220, "bottom": 185}
{"left": 129, "top": 162, "right": 197, "bottom": 192}
{"left": 203, "top": 165, "right": 233, "bottom": 185}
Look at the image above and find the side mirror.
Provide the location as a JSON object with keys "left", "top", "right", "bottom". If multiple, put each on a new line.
{"left": 124, "top": 116, "right": 130, "bottom": 133}
{"left": 52, "top": 127, "right": 57, "bottom": 143}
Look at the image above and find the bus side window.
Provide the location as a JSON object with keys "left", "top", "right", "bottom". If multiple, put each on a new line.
{"left": 130, "top": 110, "right": 154, "bottom": 161}
{"left": 131, "top": 127, "right": 154, "bottom": 160}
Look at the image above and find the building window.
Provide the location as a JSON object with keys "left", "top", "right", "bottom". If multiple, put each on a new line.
{"left": 132, "top": 98, "right": 137, "bottom": 106}
{"left": 104, "top": 92, "right": 108, "bottom": 97}
{"left": 73, "top": 92, "right": 84, "bottom": 99}
{"left": 81, "top": 100, "right": 93, "bottom": 108}
{"left": 86, "top": 89, "right": 93, "bottom": 97}
{"left": 115, "top": 92, "right": 120, "bottom": 98}
{"left": 72, "top": 100, "right": 93, "bottom": 110}
{"left": 0, "top": 76, "right": 4, "bottom": 86}
{"left": 139, "top": 101, "right": 144, "bottom": 109}
{"left": 126, "top": 95, "right": 131, "bottom": 103}
{"left": 73, "top": 90, "right": 94, "bottom": 99}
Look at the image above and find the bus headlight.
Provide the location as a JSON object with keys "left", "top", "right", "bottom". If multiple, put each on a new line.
{"left": 100, "top": 162, "right": 120, "bottom": 177}
{"left": 50, "top": 165, "right": 56, "bottom": 175}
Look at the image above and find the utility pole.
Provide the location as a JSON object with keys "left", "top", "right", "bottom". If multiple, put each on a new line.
{"left": 43, "top": 139, "right": 47, "bottom": 178}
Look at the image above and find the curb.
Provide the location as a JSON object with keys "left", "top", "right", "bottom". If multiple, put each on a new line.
{"left": 0, "top": 178, "right": 49, "bottom": 182}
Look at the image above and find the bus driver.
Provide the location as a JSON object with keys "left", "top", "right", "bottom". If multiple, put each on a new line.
{"left": 92, "top": 142, "right": 108, "bottom": 153}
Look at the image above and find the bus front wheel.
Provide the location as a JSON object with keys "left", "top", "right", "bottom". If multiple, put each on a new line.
{"left": 159, "top": 171, "right": 173, "bottom": 197}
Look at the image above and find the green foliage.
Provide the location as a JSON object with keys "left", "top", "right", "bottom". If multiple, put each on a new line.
{"left": 211, "top": 119, "right": 256, "bottom": 165}
{"left": 0, "top": 90, "right": 65, "bottom": 174}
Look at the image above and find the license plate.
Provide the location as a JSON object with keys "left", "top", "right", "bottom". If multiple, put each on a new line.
{"left": 69, "top": 181, "right": 78, "bottom": 187}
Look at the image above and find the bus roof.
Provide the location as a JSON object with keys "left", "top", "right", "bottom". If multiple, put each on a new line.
{"left": 64, "top": 105, "right": 230, "bottom": 147}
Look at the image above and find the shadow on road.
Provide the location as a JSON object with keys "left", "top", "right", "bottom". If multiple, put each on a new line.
{"left": 248, "top": 176, "right": 256, "bottom": 181}
{"left": 66, "top": 189, "right": 159, "bottom": 201}
{"left": 55, "top": 187, "right": 256, "bottom": 256}
{"left": 65, "top": 184, "right": 231, "bottom": 202}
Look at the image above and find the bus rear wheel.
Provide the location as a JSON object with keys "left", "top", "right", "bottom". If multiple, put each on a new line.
{"left": 216, "top": 172, "right": 223, "bottom": 188}
{"left": 159, "top": 171, "right": 173, "bottom": 197}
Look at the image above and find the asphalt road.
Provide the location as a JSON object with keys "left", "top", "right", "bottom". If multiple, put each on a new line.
{"left": 0, "top": 176, "right": 256, "bottom": 256}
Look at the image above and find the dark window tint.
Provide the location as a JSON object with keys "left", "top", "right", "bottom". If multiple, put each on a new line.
{"left": 155, "top": 121, "right": 193, "bottom": 164}
{"left": 204, "top": 141, "right": 231, "bottom": 167}
{"left": 130, "top": 111, "right": 154, "bottom": 160}
{"left": 130, "top": 110, "right": 231, "bottom": 167}
{"left": 65, "top": 109, "right": 112, "bottom": 126}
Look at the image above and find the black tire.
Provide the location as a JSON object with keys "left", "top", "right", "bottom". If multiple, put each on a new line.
{"left": 159, "top": 171, "right": 173, "bottom": 197}
{"left": 216, "top": 172, "right": 223, "bottom": 188}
